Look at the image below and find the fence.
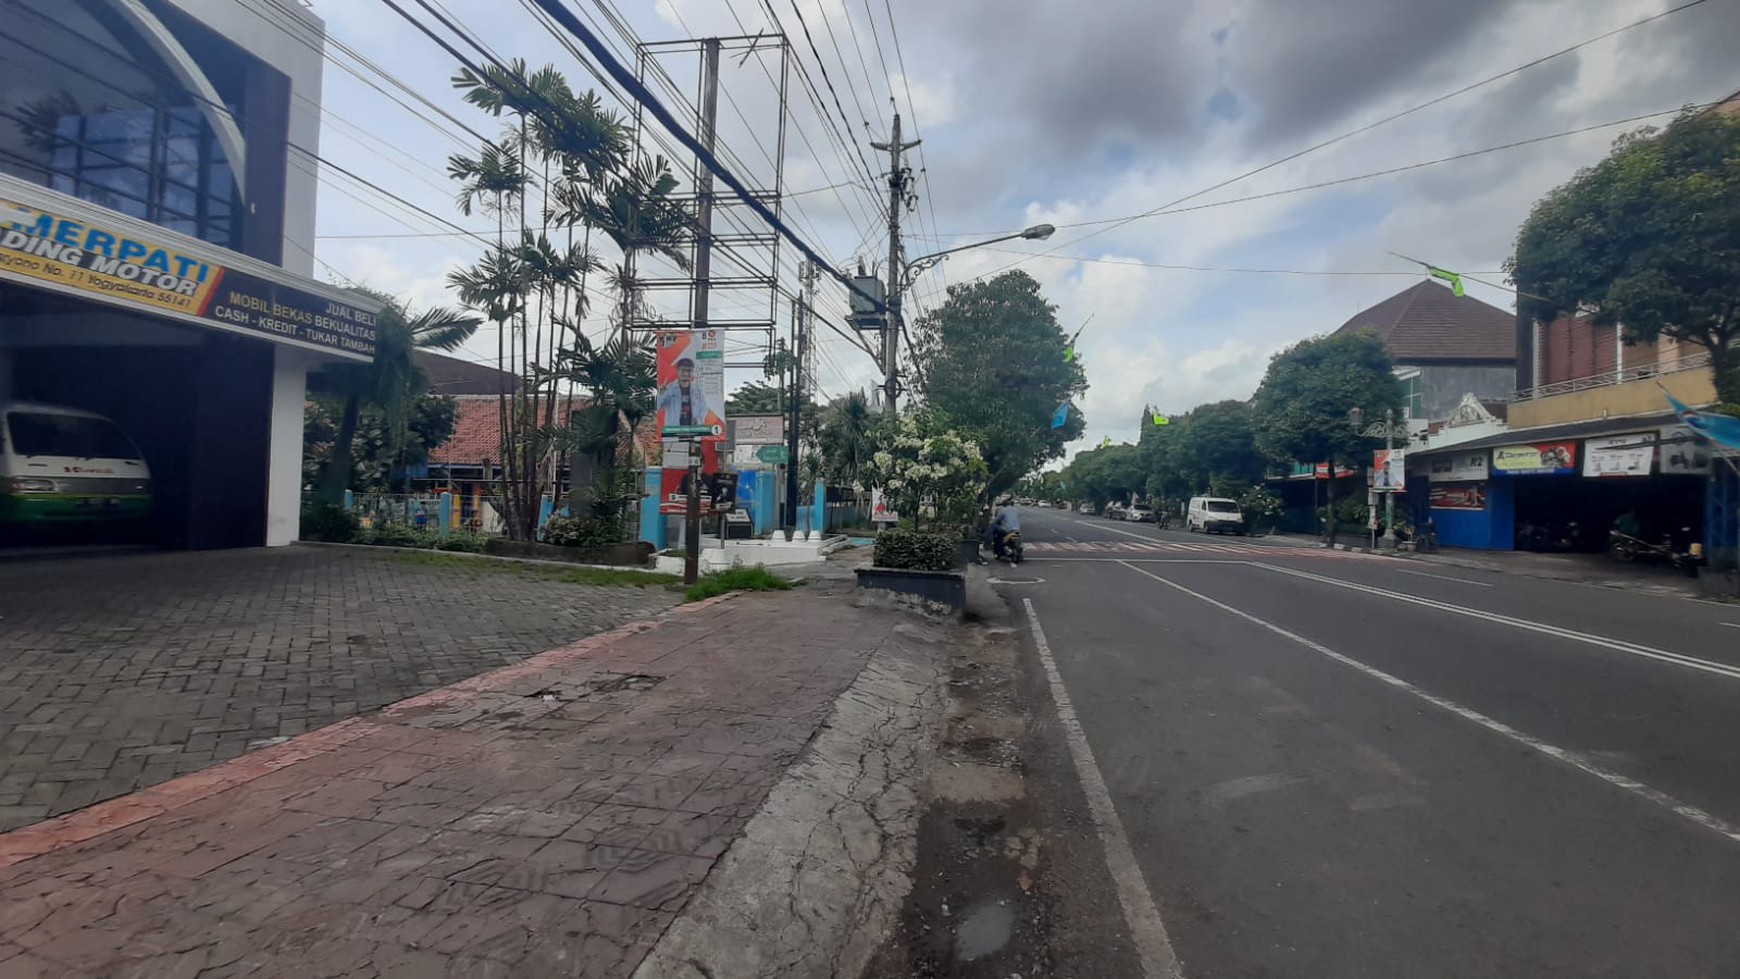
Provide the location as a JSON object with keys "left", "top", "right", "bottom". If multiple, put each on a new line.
{"left": 312, "top": 486, "right": 646, "bottom": 540}
{"left": 1509, "top": 350, "right": 1712, "bottom": 402}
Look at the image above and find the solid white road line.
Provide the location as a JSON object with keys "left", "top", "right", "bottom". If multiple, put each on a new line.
{"left": 1395, "top": 568, "right": 1496, "bottom": 587}
{"left": 1023, "top": 598, "right": 1184, "bottom": 978}
{"left": 1115, "top": 562, "right": 1740, "bottom": 848}
{"left": 1251, "top": 562, "right": 1740, "bottom": 682}
{"left": 1722, "top": 622, "right": 1740, "bottom": 630}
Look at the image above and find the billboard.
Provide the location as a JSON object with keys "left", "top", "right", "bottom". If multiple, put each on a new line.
{"left": 1429, "top": 483, "right": 1488, "bottom": 510}
{"left": 1583, "top": 433, "right": 1655, "bottom": 478}
{"left": 1372, "top": 449, "right": 1406, "bottom": 491}
{"left": 1658, "top": 425, "right": 1712, "bottom": 475}
{"left": 1491, "top": 441, "right": 1576, "bottom": 476}
{"left": 655, "top": 329, "right": 725, "bottom": 438}
{"left": 1428, "top": 452, "right": 1489, "bottom": 483}
{"left": 658, "top": 440, "right": 738, "bottom": 515}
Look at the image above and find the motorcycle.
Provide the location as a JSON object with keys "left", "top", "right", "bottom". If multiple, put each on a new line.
{"left": 1609, "top": 527, "right": 1701, "bottom": 576}
{"left": 1518, "top": 520, "right": 1582, "bottom": 553}
{"left": 995, "top": 530, "right": 1024, "bottom": 565}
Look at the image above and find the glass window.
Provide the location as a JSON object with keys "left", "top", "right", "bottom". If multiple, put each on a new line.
{"left": 0, "top": 0, "right": 244, "bottom": 250}
{"left": 7, "top": 412, "right": 144, "bottom": 460}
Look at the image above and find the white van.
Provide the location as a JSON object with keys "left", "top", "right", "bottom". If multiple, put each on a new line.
{"left": 1187, "top": 496, "right": 1244, "bottom": 534}
{"left": 0, "top": 401, "right": 153, "bottom": 533}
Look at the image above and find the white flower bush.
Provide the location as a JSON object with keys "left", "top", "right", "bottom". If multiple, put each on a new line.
{"left": 861, "top": 413, "right": 989, "bottom": 531}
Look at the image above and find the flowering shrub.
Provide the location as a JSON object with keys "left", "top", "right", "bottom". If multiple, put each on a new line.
{"left": 861, "top": 414, "right": 988, "bottom": 531}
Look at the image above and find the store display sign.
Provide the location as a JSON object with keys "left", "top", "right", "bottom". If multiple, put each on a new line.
{"left": 1429, "top": 483, "right": 1488, "bottom": 510}
{"left": 0, "top": 195, "right": 376, "bottom": 358}
{"left": 1659, "top": 425, "right": 1713, "bottom": 475}
{"left": 1582, "top": 433, "right": 1655, "bottom": 478}
{"left": 1491, "top": 441, "right": 1577, "bottom": 476}
{"left": 1428, "top": 452, "right": 1489, "bottom": 483}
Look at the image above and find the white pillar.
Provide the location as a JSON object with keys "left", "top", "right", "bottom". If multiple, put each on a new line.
{"left": 265, "top": 346, "right": 309, "bottom": 546}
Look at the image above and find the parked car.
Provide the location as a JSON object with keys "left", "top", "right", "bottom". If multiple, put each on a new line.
{"left": 1035, "top": 500, "right": 1051, "bottom": 508}
{"left": 1078, "top": 502, "right": 1097, "bottom": 515}
{"left": 1104, "top": 503, "right": 1125, "bottom": 520}
{"left": 1, "top": 401, "right": 153, "bottom": 537}
{"left": 1186, "top": 496, "right": 1245, "bottom": 534}
{"left": 1126, "top": 506, "right": 1156, "bottom": 523}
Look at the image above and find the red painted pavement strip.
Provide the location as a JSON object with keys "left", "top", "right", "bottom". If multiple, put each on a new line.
{"left": 0, "top": 594, "right": 738, "bottom": 872}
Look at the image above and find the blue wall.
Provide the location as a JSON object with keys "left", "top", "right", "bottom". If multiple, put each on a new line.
{"left": 1430, "top": 479, "right": 1514, "bottom": 550}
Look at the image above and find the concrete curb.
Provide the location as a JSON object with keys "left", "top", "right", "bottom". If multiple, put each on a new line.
{"left": 295, "top": 539, "right": 665, "bottom": 575}
{"left": 0, "top": 595, "right": 737, "bottom": 871}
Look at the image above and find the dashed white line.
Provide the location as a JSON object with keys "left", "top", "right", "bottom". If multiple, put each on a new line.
{"left": 1023, "top": 598, "right": 1184, "bottom": 978}
{"left": 1115, "top": 561, "right": 1740, "bottom": 848}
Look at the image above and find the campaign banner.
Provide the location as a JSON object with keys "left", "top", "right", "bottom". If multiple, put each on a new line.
{"left": 1582, "top": 433, "right": 1655, "bottom": 478}
{"left": 870, "top": 489, "right": 900, "bottom": 523}
{"left": 1491, "top": 441, "right": 1576, "bottom": 476}
{"left": 1429, "top": 483, "right": 1488, "bottom": 510}
{"left": 0, "top": 195, "right": 376, "bottom": 357}
{"left": 1659, "top": 425, "right": 1713, "bottom": 475}
{"left": 1428, "top": 451, "right": 1489, "bottom": 483}
{"left": 658, "top": 440, "right": 736, "bottom": 515}
{"left": 1372, "top": 448, "right": 1407, "bottom": 492}
{"left": 655, "top": 329, "right": 725, "bottom": 438}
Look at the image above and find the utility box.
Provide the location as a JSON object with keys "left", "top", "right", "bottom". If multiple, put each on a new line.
{"left": 848, "top": 276, "right": 886, "bottom": 330}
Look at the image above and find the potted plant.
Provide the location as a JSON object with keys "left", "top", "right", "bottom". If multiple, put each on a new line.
{"left": 855, "top": 413, "right": 988, "bottom": 610}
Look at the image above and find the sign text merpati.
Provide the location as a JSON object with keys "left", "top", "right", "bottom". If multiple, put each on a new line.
{"left": 2, "top": 205, "right": 213, "bottom": 296}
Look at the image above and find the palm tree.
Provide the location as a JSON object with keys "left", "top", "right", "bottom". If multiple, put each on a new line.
{"left": 818, "top": 391, "right": 877, "bottom": 490}
{"left": 313, "top": 293, "right": 480, "bottom": 504}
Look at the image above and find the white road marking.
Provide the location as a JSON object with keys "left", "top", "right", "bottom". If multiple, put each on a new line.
{"left": 1251, "top": 562, "right": 1740, "bottom": 682}
{"left": 1115, "top": 561, "right": 1740, "bottom": 848}
{"left": 1722, "top": 622, "right": 1739, "bottom": 630}
{"left": 1395, "top": 568, "right": 1495, "bottom": 587}
{"left": 1023, "top": 598, "right": 1184, "bottom": 978}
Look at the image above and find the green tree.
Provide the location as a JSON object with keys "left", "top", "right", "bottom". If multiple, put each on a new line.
{"left": 304, "top": 395, "right": 459, "bottom": 493}
{"left": 1508, "top": 106, "right": 1740, "bottom": 408}
{"left": 1250, "top": 330, "right": 1402, "bottom": 542}
{"left": 1179, "top": 400, "right": 1265, "bottom": 497}
{"left": 1063, "top": 443, "right": 1145, "bottom": 507}
{"left": 912, "top": 271, "right": 1087, "bottom": 501}
{"left": 310, "top": 292, "right": 480, "bottom": 504}
{"left": 816, "top": 391, "right": 878, "bottom": 489}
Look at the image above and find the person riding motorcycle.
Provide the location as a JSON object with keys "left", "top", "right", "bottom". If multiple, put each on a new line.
{"left": 988, "top": 498, "right": 1021, "bottom": 558}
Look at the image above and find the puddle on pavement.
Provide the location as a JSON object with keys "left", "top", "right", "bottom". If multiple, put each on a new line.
{"left": 953, "top": 899, "right": 1015, "bottom": 960}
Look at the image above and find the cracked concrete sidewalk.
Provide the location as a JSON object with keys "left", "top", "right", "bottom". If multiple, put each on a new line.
{"left": 0, "top": 585, "right": 949, "bottom": 978}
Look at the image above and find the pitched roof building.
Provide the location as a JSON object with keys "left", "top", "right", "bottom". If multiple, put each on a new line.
{"left": 1334, "top": 281, "right": 1518, "bottom": 423}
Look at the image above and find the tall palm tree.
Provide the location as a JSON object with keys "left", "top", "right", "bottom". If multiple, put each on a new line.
{"left": 819, "top": 391, "right": 877, "bottom": 489}
{"left": 313, "top": 293, "right": 480, "bottom": 504}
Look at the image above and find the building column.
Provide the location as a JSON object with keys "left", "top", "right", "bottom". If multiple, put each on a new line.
{"left": 266, "top": 346, "right": 310, "bottom": 546}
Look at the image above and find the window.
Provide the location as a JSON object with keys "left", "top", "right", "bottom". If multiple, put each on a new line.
{"left": 1400, "top": 373, "right": 1424, "bottom": 420}
{"left": 6, "top": 412, "right": 143, "bottom": 460}
{"left": 0, "top": 0, "right": 243, "bottom": 249}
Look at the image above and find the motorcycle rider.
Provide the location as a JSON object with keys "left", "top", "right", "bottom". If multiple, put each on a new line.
{"left": 988, "top": 497, "right": 1021, "bottom": 559}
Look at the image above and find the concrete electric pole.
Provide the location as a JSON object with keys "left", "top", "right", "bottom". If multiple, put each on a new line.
{"left": 871, "top": 114, "right": 920, "bottom": 417}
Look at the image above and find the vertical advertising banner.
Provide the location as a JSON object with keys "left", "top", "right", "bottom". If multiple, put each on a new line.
{"left": 1372, "top": 448, "right": 1407, "bottom": 491}
{"left": 655, "top": 329, "right": 726, "bottom": 439}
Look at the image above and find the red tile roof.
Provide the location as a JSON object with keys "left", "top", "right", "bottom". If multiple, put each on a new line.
{"left": 428, "top": 395, "right": 664, "bottom": 467}
{"left": 1334, "top": 281, "right": 1516, "bottom": 363}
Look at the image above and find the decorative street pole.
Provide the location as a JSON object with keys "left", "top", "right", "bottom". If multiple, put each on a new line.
{"left": 1352, "top": 407, "right": 1411, "bottom": 551}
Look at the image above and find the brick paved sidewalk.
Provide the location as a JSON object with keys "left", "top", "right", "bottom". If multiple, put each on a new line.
{"left": 0, "top": 547, "right": 677, "bottom": 832}
{"left": 0, "top": 587, "right": 901, "bottom": 978}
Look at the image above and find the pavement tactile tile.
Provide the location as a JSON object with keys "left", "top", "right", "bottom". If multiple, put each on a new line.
{"left": 0, "top": 582, "right": 897, "bottom": 977}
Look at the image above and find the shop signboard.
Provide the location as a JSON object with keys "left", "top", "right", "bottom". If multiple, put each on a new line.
{"left": 1491, "top": 441, "right": 1577, "bottom": 476}
{"left": 0, "top": 195, "right": 377, "bottom": 358}
{"left": 1372, "top": 448, "right": 1406, "bottom": 491}
{"left": 1428, "top": 452, "right": 1489, "bottom": 483}
{"left": 655, "top": 329, "right": 725, "bottom": 438}
{"left": 728, "top": 414, "right": 784, "bottom": 445}
{"left": 1659, "top": 425, "right": 1713, "bottom": 475}
{"left": 1429, "top": 483, "right": 1488, "bottom": 510}
{"left": 1582, "top": 433, "right": 1655, "bottom": 478}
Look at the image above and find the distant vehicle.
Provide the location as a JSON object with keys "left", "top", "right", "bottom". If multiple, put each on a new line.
{"left": 1187, "top": 496, "right": 1244, "bottom": 534}
{"left": 1017, "top": 498, "right": 1036, "bottom": 507}
{"left": 1035, "top": 500, "right": 1051, "bottom": 508}
{"left": 1, "top": 401, "right": 153, "bottom": 536}
{"left": 1078, "top": 502, "right": 1097, "bottom": 515}
{"left": 1056, "top": 501, "right": 1072, "bottom": 511}
{"left": 1104, "top": 503, "right": 1125, "bottom": 520}
{"left": 1126, "top": 506, "right": 1156, "bottom": 523}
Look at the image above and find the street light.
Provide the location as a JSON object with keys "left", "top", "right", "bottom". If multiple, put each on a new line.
{"left": 899, "top": 223, "right": 1056, "bottom": 294}
{"left": 1351, "top": 406, "right": 1411, "bottom": 550}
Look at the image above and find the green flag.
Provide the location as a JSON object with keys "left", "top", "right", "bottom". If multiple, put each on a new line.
{"left": 1064, "top": 342, "right": 1076, "bottom": 363}
{"left": 1099, "top": 436, "right": 1112, "bottom": 449}
{"left": 1428, "top": 266, "right": 1465, "bottom": 297}
{"left": 1152, "top": 411, "right": 1169, "bottom": 426}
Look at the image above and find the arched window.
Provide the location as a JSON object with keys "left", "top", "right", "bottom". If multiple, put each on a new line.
{"left": 0, "top": 0, "right": 244, "bottom": 249}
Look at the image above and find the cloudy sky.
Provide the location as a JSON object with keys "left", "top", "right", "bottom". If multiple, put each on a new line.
{"left": 300, "top": 0, "right": 1739, "bottom": 459}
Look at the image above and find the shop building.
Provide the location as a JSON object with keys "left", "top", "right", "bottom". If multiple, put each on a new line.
{"left": 0, "top": 0, "right": 377, "bottom": 549}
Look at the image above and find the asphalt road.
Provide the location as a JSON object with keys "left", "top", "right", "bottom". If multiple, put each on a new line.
{"left": 1001, "top": 506, "right": 1740, "bottom": 979}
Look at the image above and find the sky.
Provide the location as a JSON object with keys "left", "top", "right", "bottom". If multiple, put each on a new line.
{"left": 298, "top": 0, "right": 1740, "bottom": 462}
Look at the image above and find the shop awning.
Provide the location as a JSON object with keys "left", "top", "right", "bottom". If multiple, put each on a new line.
{"left": 0, "top": 175, "right": 378, "bottom": 362}
{"left": 1412, "top": 411, "right": 1681, "bottom": 458}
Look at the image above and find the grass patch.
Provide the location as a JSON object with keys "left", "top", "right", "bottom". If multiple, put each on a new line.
{"left": 387, "top": 550, "right": 678, "bottom": 588}
{"left": 684, "top": 566, "right": 793, "bottom": 603}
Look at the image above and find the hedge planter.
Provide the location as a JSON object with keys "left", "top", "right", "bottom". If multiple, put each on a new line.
{"left": 484, "top": 538, "right": 655, "bottom": 566}
{"left": 855, "top": 566, "right": 967, "bottom": 611}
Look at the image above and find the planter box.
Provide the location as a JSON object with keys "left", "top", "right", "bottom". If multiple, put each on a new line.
{"left": 855, "top": 566, "right": 966, "bottom": 610}
{"left": 484, "top": 538, "right": 654, "bottom": 566}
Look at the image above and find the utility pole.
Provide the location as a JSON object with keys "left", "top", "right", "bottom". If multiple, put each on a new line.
{"left": 871, "top": 114, "right": 919, "bottom": 417}
{"left": 683, "top": 36, "right": 721, "bottom": 586}
{"left": 785, "top": 261, "right": 813, "bottom": 539}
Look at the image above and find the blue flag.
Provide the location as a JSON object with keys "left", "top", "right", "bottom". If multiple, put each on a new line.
{"left": 1664, "top": 387, "right": 1740, "bottom": 452}
{"left": 1051, "top": 403, "right": 1070, "bottom": 429}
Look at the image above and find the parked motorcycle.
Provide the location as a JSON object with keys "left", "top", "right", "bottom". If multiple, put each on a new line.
{"left": 1519, "top": 520, "right": 1582, "bottom": 553}
{"left": 1609, "top": 528, "right": 1701, "bottom": 576}
{"left": 995, "top": 530, "right": 1024, "bottom": 565}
